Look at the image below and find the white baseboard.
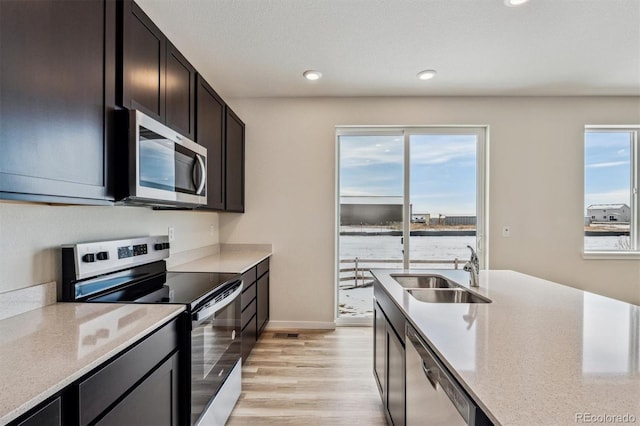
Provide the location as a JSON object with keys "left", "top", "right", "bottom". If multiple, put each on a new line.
{"left": 264, "top": 320, "right": 336, "bottom": 330}
{"left": 335, "top": 317, "right": 373, "bottom": 327}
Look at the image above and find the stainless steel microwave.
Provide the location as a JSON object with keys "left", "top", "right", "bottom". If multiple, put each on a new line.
{"left": 117, "top": 110, "right": 207, "bottom": 207}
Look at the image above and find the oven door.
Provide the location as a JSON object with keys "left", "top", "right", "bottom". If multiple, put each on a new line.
{"left": 131, "top": 110, "right": 207, "bottom": 207}
{"left": 190, "top": 283, "right": 242, "bottom": 425}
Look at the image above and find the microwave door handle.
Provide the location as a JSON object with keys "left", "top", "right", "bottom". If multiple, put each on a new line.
{"left": 193, "top": 154, "right": 206, "bottom": 195}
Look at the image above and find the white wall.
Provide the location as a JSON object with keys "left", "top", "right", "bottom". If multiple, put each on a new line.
{"left": 0, "top": 202, "right": 219, "bottom": 293}
{"left": 220, "top": 96, "right": 640, "bottom": 325}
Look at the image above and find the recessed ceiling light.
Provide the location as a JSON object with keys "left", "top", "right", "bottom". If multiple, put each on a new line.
{"left": 505, "top": 0, "right": 530, "bottom": 6}
{"left": 417, "top": 69, "right": 437, "bottom": 81}
{"left": 303, "top": 70, "right": 322, "bottom": 81}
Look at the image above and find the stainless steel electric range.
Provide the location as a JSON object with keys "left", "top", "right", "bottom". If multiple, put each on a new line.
{"left": 60, "top": 236, "right": 242, "bottom": 426}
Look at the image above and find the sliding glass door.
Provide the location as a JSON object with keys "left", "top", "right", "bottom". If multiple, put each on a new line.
{"left": 337, "top": 127, "right": 487, "bottom": 320}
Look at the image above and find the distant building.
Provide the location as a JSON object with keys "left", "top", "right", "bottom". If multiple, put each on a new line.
{"left": 340, "top": 196, "right": 403, "bottom": 226}
{"left": 587, "top": 204, "right": 630, "bottom": 223}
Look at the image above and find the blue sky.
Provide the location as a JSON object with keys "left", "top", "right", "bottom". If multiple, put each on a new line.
{"left": 339, "top": 134, "right": 476, "bottom": 215}
{"left": 584, "top": 131, "right": 631, "bottom": 211}
{"left": 340, "top": 131, "right": 632, "bottom": 218}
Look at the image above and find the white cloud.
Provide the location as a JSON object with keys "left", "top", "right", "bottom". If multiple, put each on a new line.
{"left": 585, "top": 189, "right": 630, "bottom": 208}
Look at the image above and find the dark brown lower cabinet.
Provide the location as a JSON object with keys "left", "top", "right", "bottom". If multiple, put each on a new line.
{"left": 95, "top": 353, "right": 179, "bottom": 426}
{"left": 8, "top": 316, "right": 183, "bottom": 426}
{"left": 14, "top": 397, "right": 61, "bottom": 426}
{"left": 373, "top": 278, "right": 406, "bottom": 426}
{"left": 240, "top": 258, "right": 270, "bottom": 362}
{"left": 257, "top": 272, "right": 269, "bottom": 333}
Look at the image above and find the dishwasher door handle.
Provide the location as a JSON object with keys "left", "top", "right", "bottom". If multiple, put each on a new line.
{"left": 422, "top": 361, "right": 439, "bottom": 390}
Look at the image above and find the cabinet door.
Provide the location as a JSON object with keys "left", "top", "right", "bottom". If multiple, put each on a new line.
{"left": 13, "top": 397, "right": 61, "bottom": 426}
{"left": 195, "top": 76, "right": 226, "bottom": 210}
{"left": 225, "top": 107, "right": 245, "bottom": 212}
{"left": 120, "top": 0, "right": 166, "bottom": 122}
{"left": 96, "top": 353, "right": 179, "bottom": 426}
{"left": 256, "top": 272, "right": 269, "bottom": 334}
{"left": 241, "top": 314, "right": 257, "bottom": 363}
{"left": 373, "top": 301, "right": 386, "bottom": 397}
{"left": 0, "top": 0, "right": 114, "bottom": 204}
{"left": 165, "top": 42, "right": 195, "bottom": 139}
{"left": 387, "top": 327, "right": 406, "bottom": 426}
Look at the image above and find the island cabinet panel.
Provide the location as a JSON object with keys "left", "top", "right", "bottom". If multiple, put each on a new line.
{"left": 373, "top": 279, "right": 406, "bottom": 426}
{"left": 195, "top": 75, "right": 226, "bottom": 210}
{"left": 224, "top": 107, "right": 246, "bottom": 212}
{"left": 0, "top": 0, "right": 115, "bottom": 204}
{"left": 373, "top": 302, "right": 386, "bottom": 396}
{"left": 119, "top": 0, "right": 195, "bottom": 139}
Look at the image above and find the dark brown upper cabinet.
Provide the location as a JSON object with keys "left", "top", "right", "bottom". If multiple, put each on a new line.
{"left": 224, "top": 107, "right": 246, "bottom": 213}
{"left": 119, "top": 0, "right": 195, "bottom": 140}
{"left": 195, "top": 76, "right": 226, "bottom": 211}
{"left": 0, "top": 0, "right": 116, "bottom": 205}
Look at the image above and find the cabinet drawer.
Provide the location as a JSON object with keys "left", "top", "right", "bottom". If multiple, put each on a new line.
{"left": 241, "top": 267, "right": 257, "bottom": 287}
{"left": 77, "top": 319, "right": 178, "bottom": 426}
{"left": 242, "top": 299, "right": 257, "bottom": 330}
{"left": 241, "top": 281, "right": 256, "bottom": 311}
{"left": 257, "top": 258, "right": 269, "bottom": 278}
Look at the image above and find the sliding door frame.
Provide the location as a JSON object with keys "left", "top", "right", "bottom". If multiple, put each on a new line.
{"left": 335, "top": 126, "right": 489, "bottom": 323}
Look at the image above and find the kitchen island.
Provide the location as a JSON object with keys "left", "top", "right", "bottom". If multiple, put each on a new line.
{"left": 371, "top": 269, "right": 640, "bottom": 426}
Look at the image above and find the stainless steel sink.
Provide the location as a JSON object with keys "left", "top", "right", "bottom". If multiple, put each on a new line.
{"left": 407, "top": 288, "right": 492, "bottom": 304}
{"left": 391, "top": 274, "right": 458, "bottom": 289}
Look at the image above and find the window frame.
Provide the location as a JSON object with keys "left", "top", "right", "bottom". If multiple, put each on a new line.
{"left": 584, "top": 125, "right": 640, "bottom": 259}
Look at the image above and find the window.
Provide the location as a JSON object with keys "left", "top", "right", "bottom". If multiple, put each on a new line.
{"left": 584, "top": 127, "right": 639, "bottom": 255}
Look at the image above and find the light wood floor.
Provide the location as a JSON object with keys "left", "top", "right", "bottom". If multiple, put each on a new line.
{"left": 227, "top": 327, "right": 388, "bottom": 425}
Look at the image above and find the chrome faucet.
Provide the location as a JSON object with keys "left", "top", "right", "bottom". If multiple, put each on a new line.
{"left": 463, "top": 245, "right": 480, "bottom": 287}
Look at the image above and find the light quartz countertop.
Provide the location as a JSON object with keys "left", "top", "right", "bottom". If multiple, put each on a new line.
{"left": 167, "top": 243, "right": 272, "bottom": 274}
{"left": 0, "top": 302, "right": 184, "bottom": 424}
{"left": 371, "top": 269, "right": 640, "bottom": 426}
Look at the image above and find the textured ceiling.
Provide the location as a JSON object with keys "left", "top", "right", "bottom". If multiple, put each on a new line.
{"left": 136, "top": 0, "right": 640, "bottom": 98}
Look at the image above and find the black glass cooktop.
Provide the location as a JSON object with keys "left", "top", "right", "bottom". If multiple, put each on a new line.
{"left": 164, "top": 271, "right": 240, "bottom": 309}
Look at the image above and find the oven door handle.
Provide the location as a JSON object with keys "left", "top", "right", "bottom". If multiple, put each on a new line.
{"left": 192, "top": 282, "right": 243, "bottom": 325}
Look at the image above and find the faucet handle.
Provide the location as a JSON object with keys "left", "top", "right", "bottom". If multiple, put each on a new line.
{"left": 466, "top": 245, "right": 479, "bottom": 267}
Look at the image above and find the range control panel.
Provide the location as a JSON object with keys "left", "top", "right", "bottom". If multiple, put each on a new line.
{"left": 64, "top": 236, "right": 170, "bottom": 280}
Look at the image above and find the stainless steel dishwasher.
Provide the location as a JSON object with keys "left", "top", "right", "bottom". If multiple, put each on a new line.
{"left": 406, "top": 324, "right": 480, "bottom": 426}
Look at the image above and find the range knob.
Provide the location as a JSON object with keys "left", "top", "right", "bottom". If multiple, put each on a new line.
{"left": 96, "top": 251, "right": 109, "bottom": 261}
{"left": 163, "top": 242, "right": 170, "bottom": 250}
{"left": 82, "top": 253, "right": 96, "bottom": 263}
{"left": 154, "top": 243, "right": 164, "bottom": 250}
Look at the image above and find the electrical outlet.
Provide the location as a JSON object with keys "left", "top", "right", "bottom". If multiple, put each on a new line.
{"left": 168, "top": 227, "right": 175, "bottom": 242}
{"left": 209, "top": 225, "right": 215, "bottom": 236}
{"left": 502, "top": 226, "right": 511, "bottom": 237}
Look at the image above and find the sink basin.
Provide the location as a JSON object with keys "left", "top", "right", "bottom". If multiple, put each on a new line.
{"left": 407, "top": 288, "right": 492, "bottom": 304}
{"left": 391, "top": 274, "right": 458, "bottom": 289}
